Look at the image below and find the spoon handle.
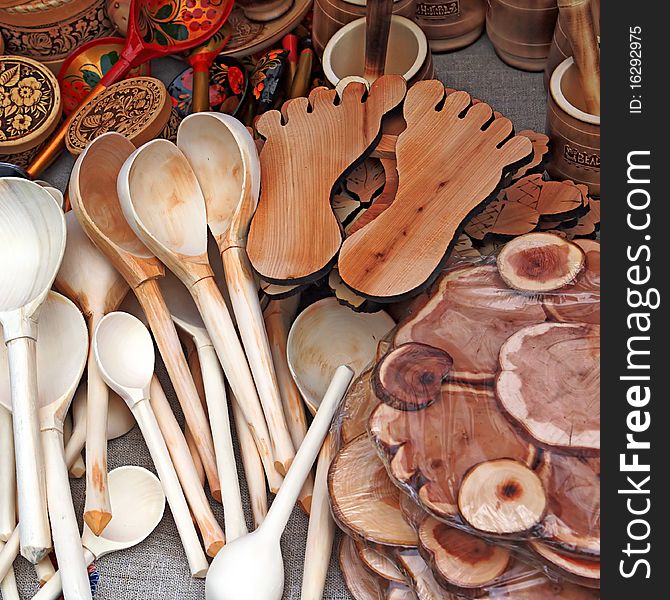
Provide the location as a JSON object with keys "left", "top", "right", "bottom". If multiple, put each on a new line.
{"left": 84, "top": 318, "right": 113, "bottom": 535}
{"left": 0, "top": 540, "right": 19, "bottom": 600}
{"left": 220, "top": 248, "right": 296, "bottom": 475}
{"left": 300, "top": 434, "right": 337, "bottom": 600}
{"left": 5, "top": 337, "right": 51, "bottom": 562}
{"left": 132, "top": 399, "right": 210, "bottom": 578}
{"left": 0, "top": 406, "right": 16, "bottom": 540}
{"left": 34, "top": 554, "right": 55, "bottom": 586}
{"left": 263, "top": 366, "right": 354, "bottom": 541}
{"left": 189, "top": 277, "right": 278, "bottom": 480}
{"left": 193, "top": 345, "right": 248, "bottom": 541}
{"left": 149, "top": 376, "right": 226, "bottom": 557}
{"left": 135, "top": 278, "right": 220, "bottom": 495}
{"left": 41, "top": 428, "right": 93, "bottom": 600}
{"left": 0, "top": 528, "right": 18, "bottom": 582}
{"left": 30, "top": 547, "right": 96, "bottom": 600}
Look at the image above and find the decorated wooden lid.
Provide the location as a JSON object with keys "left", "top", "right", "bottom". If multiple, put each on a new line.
{"left": 0, "top": 55, "right": 62, "bottom": 154}
{"left": 65, "top": 76, "right": 173, "bottom": 155}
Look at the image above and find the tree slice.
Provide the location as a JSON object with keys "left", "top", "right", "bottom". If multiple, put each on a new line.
{"left": 333, "top": 193, "right": 363, "bottom": 224}
{"left": 329, "top": 435, "right": 419, "bottom": 548}
{"left": 340, "top": 535, "right": 389, "bottom": 599}
{"left": 247, "top": 75, "right": 406, "bottom": 284}
{"left": 356, "top": 540, "right": 407, "bottom": 584}
{"left": 346, "top": 158, "right": 387, "bottom": 205}
{"left": 373, "top": 343, "right": 453, "bottom": 411}
{"left": 496, "top": 233, "right": 585, "bottom": 293}
{"left": 419, "top": 516, "right": 511, "bottom": 592}
{"left": 347, "top": 157, "right": 399, "bottom": 236}
{"left": 538, "top": 453, "right": 600, "bottom": 556}
{"left": 528, "top": 540, "right": 600, "bottom": 588}
{"left": 478, "top": 577, "right": 599, "bottom": 599}
{"left": 544, "top": 239, "right": 600, "bottom": 325}
{"left": 340, "top": 369, "right": 379, "bottom": 445}
{"left": 368, "top": 384, "right": 536, "bottom": 521}
{"left": 338, "top": 82, "right": 533, "bottom": 301}
{"left": 394, "top": 550, "right": 459, "bottom": 600}
{"left": 399, "top": 492, "right": 430, "bottom": 531}
{"left": 458, "top": 459, "right": 547, "bottom": 536}
{"left": 394, "top": 265, "right": 546, "bottom": 382}
{"left": 496, "top": 322, "right": 600, "bottom": 453}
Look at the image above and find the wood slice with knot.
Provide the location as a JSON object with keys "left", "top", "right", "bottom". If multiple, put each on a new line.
{"left": 247, "top": 75, "right": 407, "bottom": 284}
{"left": 544, "top": 239, "right": 600, "bottom": 324}
{"left": 496, "top": 322, "right": 600, "bottom": 454}
{"left": 538, "top": 453, "right": 600, "bottom": 557}
{"left": 478, "top": 579, "right": 599, "bottom": 599}
{"left": 528, "top": 540, "right": 600, "bottom": 588}
{"left": 355, "top": 541, "right": 407, "bottom": 584}
{"left": 338, "top": 81, "right": 533, "bottom": 301}
{"left": 394, "top": 265, "right": 546, "bottom": 383}
{"left": 339, "top": 369, "right": 378, "bottom": 445}
{"left": 373, "top": 343, "right": 453, "bottom": 411}
{"left": 329, "top": 435, "right": 419, "bottom": 548}
{"left": 368, "top": 383, "right": 536, "bottom": 521}
{"left": 339, "top": 535, "right": 394, "bottom": 600}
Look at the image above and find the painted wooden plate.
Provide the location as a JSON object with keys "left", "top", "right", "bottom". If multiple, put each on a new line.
{"left": 65, "top": 76, "right": 174, "bottom": 155}
{"left": 220, "top": 0, "right": 311, "bottom": 58}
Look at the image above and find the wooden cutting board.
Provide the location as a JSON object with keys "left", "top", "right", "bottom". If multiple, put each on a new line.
{"left": 338, "top": 80, "right": 533, "bottom": 301}
{"left": 247, "top": 75, "right": 407, "bottom": 284}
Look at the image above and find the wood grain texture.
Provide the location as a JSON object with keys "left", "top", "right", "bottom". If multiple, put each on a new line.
{"left": 338, "top": 81, "right": 533, "bottom": 301}
{"left": 364, "top": 0, "right": 394, "bottom": 81}
{"left": 247, "top": 75, "right": 407, "bottom": 284}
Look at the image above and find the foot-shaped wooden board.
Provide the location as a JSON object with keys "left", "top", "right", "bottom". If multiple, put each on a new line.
{"left": 247, "top": 75, "right": 407, "bottom": 284}
{"left": 338, "top": 81, "right": 534, "bottom": 301}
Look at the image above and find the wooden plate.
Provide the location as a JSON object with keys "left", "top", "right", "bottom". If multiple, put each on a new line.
{"left": 0, "top": 55, "right": 62, "bottom": 165}
{"left": 221, "top": 0, "right": 312, "bottom": 58}
{"left": 65, "top": 76, "right": 173, "bottom": 155}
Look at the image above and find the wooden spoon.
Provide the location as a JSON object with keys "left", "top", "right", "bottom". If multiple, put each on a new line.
{"left": 93, "top": 311, "right": 209, "bottom": 577}
{"left": 0, "top": 178, "right": 65, "bottom": 563}
{"left": 55, "top": 211, "right": 130, "bottom": 535}
{"left": 187, "top": 27, "right": 233, "bottom": 112}
{"left": 160, "top": 271, "right": 248, "bottom": 541}
{"left": 364, "top": 0, "right": 394, "bottom": 83}
{"left": 177, "top": 112, "right": 296, "bottom": 474}
{"left": 117, "top": 138, "right": 293, "bottom": 475}
{"left": 0, "top": 405, "right": 15, "bottom": 542}
{"left": 286, "top": 297, "right": 395, "bottom": 600}
{"left": 69, "top": 132, "right": 221, "bottom": 501}
{"left": 26, "top": 0, "right": 234, "bottom": 177}
{"left": 31, "top": 465, "right": 166, "bottom": 600}
{"left": 205, "top": 366, "right": 354, "bottom": 600}
{"left": 1, "top": 292, "right": 91, "bottom": 599}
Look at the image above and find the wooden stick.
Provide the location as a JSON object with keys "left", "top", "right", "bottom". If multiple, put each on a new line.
{"left": 0, "top": 406, "right": 16, "bottom": 541}
{"left": 0, "top": 528, "right": 18, "bottom": 582}
{"left": 134, "top": 278, "right": 221, "bottom": 499}
{"left": 83, "top": 314, "right": 112, "bottom": 535}
{"left": 149, "top": 376, "right": 225, "bottom": 557}
{"left": 0, "top": 540, "right": 19, "bottom": 600}
{"left": 184, "top": 424, "right": 206, "bottom": 487}
{"left": 558, "top": 0, "right": 600, "bottom": 115}
{"left": 187, "top": 347, "right": 247, "bottom": 541}
{"left": 289, "top": 49, "right": 314, "bottom": 100}
{"left": 364, "top": 0, "right": 394, "bottom": 82}
{"left": 231, "top": 390, "right": 270, "bottom": 528}
{"left": 300, "top": 434, "right": 337, "bottom": 600}
{"left": 41, "top": 428, "right": 92, "bottom": 599}
{"left": 263, "top": 297, "right": 313, "bottom": 513}
{"left": 34, "top": 555, "right": 55, "bottom": 587}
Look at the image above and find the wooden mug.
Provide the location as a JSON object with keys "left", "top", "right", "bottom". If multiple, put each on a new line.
{"left": 546, "top": 57, "right": 600, "bottom": 196}
{"left": 486, "top": 0, "right": 558, "bottom": 72}
{"left": 414, "top": 0, "right": 486, "bottom": 52}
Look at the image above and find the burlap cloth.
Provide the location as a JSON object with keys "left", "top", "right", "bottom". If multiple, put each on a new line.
{"left": 9, "top": 34, "right": 546, "bottom": 600}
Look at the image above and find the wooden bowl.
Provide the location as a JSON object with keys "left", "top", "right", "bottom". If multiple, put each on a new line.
{"left": 65, "top": 76, "right": 178, "bottom": 155}
{"left": 322, "top": 16, "right": 431, "bottom": 87}
{"left": 546, "top": 58, "right": 600, "bottom": 197}
{"left": 415, "top": 0, "right": 485, "bottom": 53}
{"left": 0, "top": 0, "right": 115, "bottom": 73}
{"left": 0, "top": 55, "right": 62, "bottom": 169}
{"left": 312, "top": 0, "right": 417, "bottom": 56}
{"left": 58, "top": 36, "right": 151, "bottom": 115}
{"left": 235, "top": 0, "right": 293, "bottom": 22}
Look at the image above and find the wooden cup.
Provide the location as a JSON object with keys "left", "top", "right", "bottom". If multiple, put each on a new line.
{"left": 546, "top": 57, "right": 600, "bottom": 196}
{"left": 415, "top": 0, "right": 486, "bottom": 52}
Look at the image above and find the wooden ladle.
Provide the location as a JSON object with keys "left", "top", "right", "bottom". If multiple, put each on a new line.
{"left": 93, "top": 311, "right": 209, "bottom": 577}
{"left": 286, "top": 297, "right": 395, "bottom": 599}
{"left": 0, "top": 178, "right": 65, "bottom": 563}
{"left": 177, "top": 112, "right": 296, "bottom": 475}
{"left": 117, "top": 138, "right": 293, "bottom": 475}
{"left": 55, "top": 211, "right": 130, "bottom": 535}
{"left": 32, "top": 465, "right": 166, "bottom": 600}
{"left": 160, "top": 271, "right": 249, "bottom": 541}
{"left": 205, "top": 366, "right": 355, "bottom": 600}
{"left": 69, "top": 132, "right": 221, "bottom": 501}
{"left": 0, "top": 292, "right": 91, "bottom": 599}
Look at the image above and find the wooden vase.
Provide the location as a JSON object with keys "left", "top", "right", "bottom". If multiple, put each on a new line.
{"left": 0, "top": 0, "right": 115, "bottom": 73}
{"left": 312, "top": 0, "right": 417, "bottom": 56}
{"left": 486, "top": 0, "right": 558, "bottom": 72}
{"left": 414, "top": 0, "right": 486, "bottom": 52}
{"left": 546, "top": 57, "right": 600, "bottom": 197}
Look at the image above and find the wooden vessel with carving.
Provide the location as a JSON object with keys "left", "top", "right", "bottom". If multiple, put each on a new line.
{"left": 415, "top": 0, "right": 486, "bottom": 52}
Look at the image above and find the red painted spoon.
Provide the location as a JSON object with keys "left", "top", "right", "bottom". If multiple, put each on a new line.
{"left": 26, "top": 0, "right": 233, "bottom": 177}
